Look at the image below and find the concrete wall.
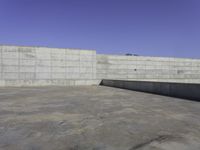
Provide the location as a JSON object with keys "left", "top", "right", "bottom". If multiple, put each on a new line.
{"left": 97, "top": 54, "right": 200, "bottom": 83}
{"left": 0, "top": 46, "right": 98, "bottom": 86}
{"left": 101, "top": 79, "right": 200, "bottom": 101}
{"left": 0, "top": 45, "right": 200, "bottom": 87}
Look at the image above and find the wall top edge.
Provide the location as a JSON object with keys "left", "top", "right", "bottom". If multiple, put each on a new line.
{"left": 102, "top": 79, "right": 200, "bottom": 84}
{"left": 0, "top": 45, "right": 199, "bottom": 61}
{"left": 97, "top": 54, "right": 200, "bottom": 61}
{"left": 0, "top": 45, "right": 96, "bottom": 52}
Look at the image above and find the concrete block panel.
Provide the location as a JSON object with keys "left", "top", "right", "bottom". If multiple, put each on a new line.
{"left": 51, "top": 73, "right": 65, "bottom": 79}
{"left": 51, "top": 60, "right": 65, "bottom": 67}
{"left": 96, "top": 69, "right": 108, "bottom": 74}
{"left": 20, "top": 59, "right": 35, "bottom": 66}
{"left": 19, "top": 49, "right": 36, "bottom": 59}
{"left": 51, "top": 53, "right": 65, "bottom": 60}
{"left": 19, "top": 73, "right": 35, "bottom": 79}
{"left": 79, "top": 79, "right": 92, "bottom": 85}
{"left": 191, "top": 66, "right": 200, "bottom": 70}
{"left": 92, "top": 72, "right": 96, "bottom": 78}
{"left": 36, "top": 48, "right": 51, "bottom": 60}
{"left": 3, "top": 73, "right": 18, "bottom": 79}
{"left": 80, "top": 67, "right": 93, "bottom": 73}
{"left": 79, "top": 73, "right": 93, "bottom": 79}
{"left": 106, "top": 65, "right": 118, "bottom": 69}
{"left": 185, "top": 74, "right": 200, "bottom": 79}
{"left": 97, "top": 74, "right": 107, "bottom": 79}
{"left": 66, "top": 49, "right": 80, "bottom": 55}
{"left": 145, "top": 65, "right": 157, "bottom": 69}
{"left": 0, "top": 65, "right": 1, "bottom": 72}
{"left": 3, "top": 66, "right": 18, "bottom": 72}
{"left": 0, "top": 80, "right": 5, "bottom": 86}
{"left": 51, "top": 79, "right": 71, "bottom": 86}
{"left": 66, "top": 61, "right": 80, "bottom": 67}
{"left": 80, "top": 55, "right": 94, "bottom": 61}
{"left": 135, "top": 65, "right": 146, "bottom": 69}
{"left": 80, "top": 50, "right": 94, "bottom": 56}
{"left": 20, "top": 66, "right": 35, "bottom": 72}
{"left": 2, "top": 59, "right": 19, "bottom": 65}
{"left": 36, "top": 73, "right": 51, "bottom": 79}
{"left": 119, "top": 60, "right": 133, "bottom": 65}
{"left": 74, "top": 80, "right": 86, "bottom": 85}
{"left": 66, "top": 73, "right": 80, "bottom": 79}
{"left": 125, "top": 61, "right": 138, "bottom": 65}
{"left": 127, "top": 69, "right": 138, "bottom": 74}
{"left": 117, "top": 65, "right": 128, "bottom": 69}
{"left": 96, "top": 64, "right": 109, "bottom": 69}
{"left": 32, "top": 80, "right": 52, "bottom": 86}
{"left": 5, "top": 80, "right": 38, "bottom": 87}
{"left": 84, "top": 80, "right": 94, "bottom": 85}
{"left": 51, "top": 67, "right": 65, "bottom": 73}
{"left": 36, "top": 60, "right": 51, "bottom": 67}
{"left": 4, "top": 80, "right": 20, "bottom": 86}
{"left": 80, "top": 62, "right": 93, "bottom": 67}
{"left": 66, "top": 55, "right": 80, "bottom": 61}
{"left": 2, "top": 51, "right": 19, "bottom": 59}
{"left": 51, "top": 48, "right": 65, "bottom": 54}
{"left": 1, "top": 46, "right": 19, "bottom": 53}
{"left": 36, "top": 66, "right": 51, "bottom": 73}
{"left": 66, "top": 67, "right": 80, "bottom": 73}
{"left": 107, "top": 69, "right": 127, "bottom": 74}
{"left": 97, "top": 55, "right": 109, "bottom": 63}
{"left": 127, "top": 74, "right": 138, "bottom": 78}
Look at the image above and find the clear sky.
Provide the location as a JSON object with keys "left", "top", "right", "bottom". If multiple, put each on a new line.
{"left": 0, "top": 0, "right": 200, "bottom": 58}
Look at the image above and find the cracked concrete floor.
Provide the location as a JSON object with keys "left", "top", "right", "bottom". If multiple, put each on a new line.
{"left": 0, "top": 86, "right": 200, "bottom": 150}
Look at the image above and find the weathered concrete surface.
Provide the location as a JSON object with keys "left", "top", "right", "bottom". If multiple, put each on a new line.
{"left": 0, "top": 45, "right": 98, "bottom": 86}
{"left": 1, "top": 45, "right": 200, "bottom": 87}
{"left": 0, "top": 86, "right": 200, "bottom": 150}
{"left": 97, "top": 54, "right": 200, "bottom": 83}
{"left": 101, "top": 79, "right": 200, "bottom": 101}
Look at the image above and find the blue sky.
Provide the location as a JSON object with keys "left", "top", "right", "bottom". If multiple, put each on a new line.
{"left": 0, "top": 0, "right": 200, "bottom": 58}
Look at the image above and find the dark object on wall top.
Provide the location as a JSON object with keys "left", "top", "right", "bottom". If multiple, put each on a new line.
{"left": 125, "top": 53, "right": 139, "bottom": 56}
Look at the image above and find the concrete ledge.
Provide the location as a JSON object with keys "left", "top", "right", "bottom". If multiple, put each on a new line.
{"left": 100, "top": 79, "right": 200, "bottom": 101}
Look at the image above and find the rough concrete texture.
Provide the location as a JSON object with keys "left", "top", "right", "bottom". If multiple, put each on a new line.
{"left": 97, "top": 54, "right": 200, "bottom": 83}
{"left": 0, "top": 86, "right": 200, "bottom": 150}
{"left": 1, "top": 45, "right": 200, "bottom": 87}
{"left": 0, "top": 45, "right": 98, "bottom": 86}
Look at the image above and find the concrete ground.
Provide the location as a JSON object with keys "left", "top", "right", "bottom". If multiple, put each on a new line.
{"left": 0, "top": 86, "right": 200, "bottom": 150}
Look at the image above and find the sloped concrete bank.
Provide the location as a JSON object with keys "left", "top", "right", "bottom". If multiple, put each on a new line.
{"left": 101, "top": 79, "right": 200, "bottom": 101}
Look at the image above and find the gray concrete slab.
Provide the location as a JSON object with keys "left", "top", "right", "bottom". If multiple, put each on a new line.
{"left": 0, "top": 86, "right": 200, "bottom": 150}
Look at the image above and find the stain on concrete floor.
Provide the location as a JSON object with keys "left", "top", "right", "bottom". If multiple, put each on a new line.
{"left": 0, "top": 86, "right": 200, "bottom": 150}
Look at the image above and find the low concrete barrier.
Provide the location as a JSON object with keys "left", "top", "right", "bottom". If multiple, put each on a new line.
{"left": 100, "top": 80, "right": 200, "bottom": 101}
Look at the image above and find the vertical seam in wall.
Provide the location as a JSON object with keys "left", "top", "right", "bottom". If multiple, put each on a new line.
{"left": 79, "top": 51, "right": 81, "bottom": 81}
{"left": 64, "top": 49, "right": 69, "bottom": 82}
{"left": 50, "top": 49, "right": 52, "bottom": 81}
{"left": 34, "top": 48, "right": 36, "bottom": 81}
{"left": 94, "top": 52, "right": 97, "bottom": 80}
{"left": 18, "top": 48, "right": 20, "bottom": 80}
{"left": 0, "top": 48, "right": 2, "bottom": 80}
{"left": 168, "top": 58, "right": 170, "bottom": 80}
{"left": 92, "top": 53, "right": 93, "bottom": 80}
